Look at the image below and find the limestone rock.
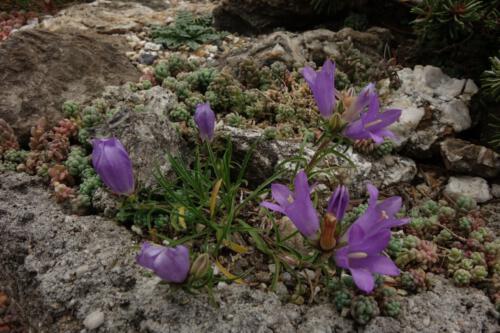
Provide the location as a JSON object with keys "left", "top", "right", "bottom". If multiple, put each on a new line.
{"left": 223, "top": 28, "right": 389, "bottom": 70}
{"left": 440, "top": 138, "right": 500, "bottom": 178}
{"left": 40, "top": 0, "right": 171, "bottom": 34}
{"left": 381, "top": 65, "right": 478, "bottom": 156}
{"left": 92, "top": 103, "right": 183, "bottom": 188}
{"left": 223, "top": 126, "right": 416, "bottom": 196}
{"left": 1, "top": 172, "right": 497, "bottom": 332}
{"left": 0, "top": 29, "right": 140, "bottom": 141}
{"left": 444, "top": 176, "right": 492, "bottom": 203}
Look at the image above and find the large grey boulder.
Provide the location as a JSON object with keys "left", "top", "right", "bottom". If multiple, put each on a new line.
{"left": 0, "top": 29, "right": 140, "bottom": 142}
{"left": 0, "top": 172, "right": 497, "bottom": 332}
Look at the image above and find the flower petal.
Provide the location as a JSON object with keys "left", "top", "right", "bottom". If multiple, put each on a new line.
{"left": 260, "top": 201, "right": 285, "bottom": 214}
{"left": 271, "top": 183, "right": 293, "bottom": 207}
{"left": 327, "top": 185, "right": 349, "bottom": 221}
{"left": 378, "top": 196, "right": 402, "bottom": 217}
{"left": 350, "top": 267, "right": 375, "bottom": 293}
{"left": 92, "top": 138, "right": 135, "bottom": 195}
{"left": 301, "top": 66, "right": 317, "bottom": 86}
{"left": 354, "top": 255, "right": 400, "bottom": 276}
{"left": 153, "top": 245, "right": 190, "bottom": 283}
{"left": 194, "top": 102, "right": 216, "bottom": 141}
{"left": 136, "top": 242, "right": 163, "bottom": 270}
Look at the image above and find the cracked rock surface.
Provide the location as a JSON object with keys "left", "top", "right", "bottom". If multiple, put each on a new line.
{"left": 0, "top": 171, "right": 498, "bottom": 332}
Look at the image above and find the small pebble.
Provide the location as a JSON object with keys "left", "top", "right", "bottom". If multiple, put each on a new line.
{"left": 83, "top": 310, "right": 105, "bottom": 330}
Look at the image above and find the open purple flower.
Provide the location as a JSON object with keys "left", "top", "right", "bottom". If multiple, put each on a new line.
{"left": 349, "top": 183, "right": 409, "bottom": 237}
{"left": 261, "top": 170, "right": 320, "bottom": 239}
{"left": 136, "top": 242, "right": 190, "bottom": 283}
{"left": 335, "top": 183, "right": 408, "bottom": 293}
{"left": 335, "top": 225, "right": 399, "bottom": 293}
{"left": 343, "top": 87, "right": 401, "bottom": 144}
{"left": 327, "top": 185, "right": 349, "bottom": 222}
{"left": 342, "top": 83, "right": 376, "bottom": 123}
{"left": 301, "top": 60, "right": 336, "bottom": 118}
{"left": 194, "top": 102, "right": 216, "bottom": 142}
{"left": 92, "top": 137, "right": 135, "bottom": 195}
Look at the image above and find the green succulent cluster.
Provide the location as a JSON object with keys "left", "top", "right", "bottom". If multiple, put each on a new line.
{"left": 0, "top": 149, "right": 28, "bottom": 172}
{"left": 342, "top": 203, "right": 368, "bottom": 226}
{"left": 399, "top": 269, "right": 427, "bottom": 293}
{"left": 62, "top": 100, "right": 80, "bottom": 118}
{"left": 151, "top": 11, "right": 228, "bottom": 51}
{"left": 373, "top": 140, "right": 394, "bottom": 158}
{"left": 350, "top": 296, "right": 380, "bottom": 325}
{"left": 155, "top": 55, "right": 197, "bottom": 81}
{"left": 64, "top": 146, "right": 89, "bottom": 177}
{"left": 378, "top": 286, "right": 401, "bottom": 317}
{"left": 129, "top": 80, "right": 153, "bottom": 92}
{"left": 154, "top": 56, "right": 314, "bottom": 138}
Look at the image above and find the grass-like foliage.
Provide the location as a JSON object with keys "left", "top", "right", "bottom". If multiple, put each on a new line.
{"left": 151, "top": 11, "right": 228, "bottom": 51}
{"left": 118, "top": 139, "right": 283, "bottom": 289}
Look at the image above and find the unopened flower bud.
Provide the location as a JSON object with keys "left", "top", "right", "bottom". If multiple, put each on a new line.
{"left": 328, "top": 113, "right": 346, "bottom": 133}
{"left": 190, "top": 253, "right": 210, "bottom": 279}
{"left": 320, "top": 213, "right": 337, "bottom": 251}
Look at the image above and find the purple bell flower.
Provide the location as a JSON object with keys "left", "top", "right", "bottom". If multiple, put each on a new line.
{"left": 136, "top": 242, "right": 190, "bottom": 283}
{"left": 92, "top": 137, "right": 135, "bottom": 195}
{"left": 342, "top": 83, "right": 376, "bottom": 123}
{"left": 301, "top": 59, "right": 336, "bottom": 118}
{"left": 327, "top": 185, "right": 349, "bottom": 222}
{"left": 348, "top": 183, "right": 409, "bottom": 238}
{"left": 335, "top": 183, "right": 408, "bottom": 293}
{"left": 335, "top": 226, "right": 399, "bottom": 293}
{"left": 261, "top": 170, "right": 320, "bottom": 239}
{"left": 194, "top": 102, "right": 216, "bottom": 142}
{"left": 343, "top": 86, "right": 401, "bottom": 144}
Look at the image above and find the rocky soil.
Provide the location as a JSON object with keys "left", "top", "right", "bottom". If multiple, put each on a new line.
{"left": 1, "top": 171, "right": 498, "bottom": 332}
{"left": 1, "top": 0, "right": 499, "bottom": 332}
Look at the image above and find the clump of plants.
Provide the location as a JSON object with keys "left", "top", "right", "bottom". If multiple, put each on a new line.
{"left": 86, "top": 60, "right": 421, "bottom": 325}
{"left": 384, "top": 197, "right": 500, "bottom": 309}
{"left": 151, "top": 11, "right": 228, "bottom": 51}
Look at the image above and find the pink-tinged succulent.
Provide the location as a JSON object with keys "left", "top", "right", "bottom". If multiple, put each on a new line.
{"left": 194, "top": 102, "right": 216, "bottom": 142}
{"left": 136, "top": 242, "right": 190, "bottom": 283}
{"left": 261, "top": 170, "right": 320, "bottom": 239}
{"left": 91, "top": 137, "right": 135, "bottom": 195}
{"left": 301, "top": 60, "right": 336, "bottom": 118}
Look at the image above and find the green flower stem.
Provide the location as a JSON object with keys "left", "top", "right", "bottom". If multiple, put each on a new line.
{"left": 304, "top": 135, "right": 331, "bottom": 174}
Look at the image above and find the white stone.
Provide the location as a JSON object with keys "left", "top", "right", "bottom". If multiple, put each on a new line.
{"left": 144, "top": 42, "right": 162, "bottom": 51}
{"left": 440, "top": 100, "right": 471, "bottom": 132}
{"left": 83, "top": 310, "right": 105, "bottom": 330}
{"left": 387, "top": 96, "right": 425, "bottom": 147}
{"left": 379, "top": 65, "right": 477, "bottom": 153}
{"left": 444, "top": 176, "right": 492, "bottom": 203}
